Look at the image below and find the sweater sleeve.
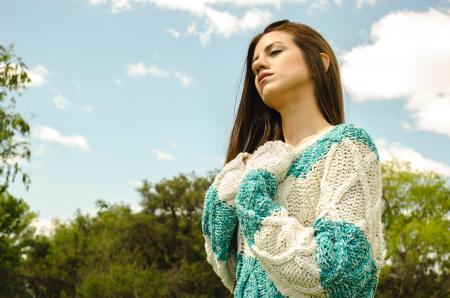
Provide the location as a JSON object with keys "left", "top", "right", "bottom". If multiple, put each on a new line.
{"left": 235, "top": 138, "right": 384, "bottom": 297}
{"left": 201, "top": 152, "right": 249, "bottom": 293}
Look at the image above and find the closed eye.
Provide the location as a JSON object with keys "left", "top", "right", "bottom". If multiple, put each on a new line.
{"left": 270, "top": 50, "right": 282, "bottom": 56}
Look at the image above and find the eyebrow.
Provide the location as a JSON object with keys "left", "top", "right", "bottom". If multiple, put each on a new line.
{"left": 252, "top": 41, "right": 284, "bottom": 64}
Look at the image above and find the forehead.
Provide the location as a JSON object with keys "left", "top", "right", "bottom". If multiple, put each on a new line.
{"left": 253, "top": 31, "right": 293, "bottom": 55}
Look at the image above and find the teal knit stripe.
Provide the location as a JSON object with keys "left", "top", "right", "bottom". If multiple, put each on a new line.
{"left": 234, "top": 168, "right": 379, "bottom": 297}
{"left": 201, "top": 186, "right": 215, "bottom": 237}
{"left": 287, "top": 123, "right": 379, "bottom": 179}
{"left": 313, "top": 217, "right": 378, "bottom": 298}
{"left": 201, "top": 185, "right": 238, "bottom": 262}
{"left": 234, "top": 252, "right": 286, "bottom": 298}
{"left": 236, "top": 169, "right": 283, "bottom": 247}
{"left": 234, "top": 216, "right": 378, "bottom": 297}
{"left": 205, "top": 123, "right": 379, "bottom": 296}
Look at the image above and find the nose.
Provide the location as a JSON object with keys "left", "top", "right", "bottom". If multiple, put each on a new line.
{"left": 252, "top": 56, "right": 268, "bottom": 76}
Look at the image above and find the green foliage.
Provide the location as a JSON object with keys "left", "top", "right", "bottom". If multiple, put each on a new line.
{"left": 377, "top": 158, "right": 449, "bottom": 297}
{"left": 77, "top": 263, "right": 164, "bottom": 297}
{"left": 0, "top": 43, "right": 34, "bottom": 297}
{"left": 20, "top": 163, "right": 449, "bottom": 297}
{"left": 0, "top": 43, "right": 32, "bottom": 194}
{"left": 21, "top": 172, "right": 231, "bottom": 297}
{"left": 0, "top": 192, "right": 37, "bottom": 296}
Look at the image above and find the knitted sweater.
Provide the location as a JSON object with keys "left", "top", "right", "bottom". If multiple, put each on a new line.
{"left": 201, "top": 123, "right": 385, "bottom": 297}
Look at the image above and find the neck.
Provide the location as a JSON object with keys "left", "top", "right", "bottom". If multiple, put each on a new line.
{"left": 277, "top": 86, "right": 333, "bottom": 148}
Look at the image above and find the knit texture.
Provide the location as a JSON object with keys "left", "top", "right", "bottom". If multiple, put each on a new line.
{"left": 201, "top": 123, "right": 385, "bottom": 297}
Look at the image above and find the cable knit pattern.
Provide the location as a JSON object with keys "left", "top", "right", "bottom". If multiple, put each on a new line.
{"left": 201, "top": 123, "right": 385, "bottom": 297}
{"left": 201, "top": 152, "right": 249, "bottom": 293}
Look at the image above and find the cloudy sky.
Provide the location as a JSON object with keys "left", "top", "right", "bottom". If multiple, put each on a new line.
{"left": 1, "top": 0, "right": 449, "bottom": 233}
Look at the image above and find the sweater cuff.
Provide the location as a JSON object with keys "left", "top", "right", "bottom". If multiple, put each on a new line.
{"left": 213, "top": 152, "right": 249, "bottom": 205}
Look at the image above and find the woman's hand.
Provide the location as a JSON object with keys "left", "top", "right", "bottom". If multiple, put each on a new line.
{"left": 213, "top": 152, "right": 251, "bottom": 205}
{"left": 242, "top": 152, "right": 251, "bottom": 165}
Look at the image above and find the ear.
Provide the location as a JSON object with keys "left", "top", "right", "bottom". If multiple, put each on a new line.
{"left": 320, "top": 52, "right": 330, "bottom": 72}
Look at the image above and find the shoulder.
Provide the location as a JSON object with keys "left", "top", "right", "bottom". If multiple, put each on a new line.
{"left": 329, "top": 123, "right": 379, "bottom": 162}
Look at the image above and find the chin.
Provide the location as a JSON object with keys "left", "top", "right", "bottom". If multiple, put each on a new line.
{"left": 260, "top": 93, "right": 282, "bottom": 110}
{"left": 259, "top": 84, "right": 283, "bottom": 110}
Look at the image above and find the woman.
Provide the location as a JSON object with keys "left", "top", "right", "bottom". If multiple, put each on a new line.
{"left": 201, "top": 19, "right": 384, "bottom": 297}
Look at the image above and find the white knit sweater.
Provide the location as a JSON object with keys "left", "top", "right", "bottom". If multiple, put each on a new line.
{"left": 201, "top": 123, "right": 385, "bottom": 297}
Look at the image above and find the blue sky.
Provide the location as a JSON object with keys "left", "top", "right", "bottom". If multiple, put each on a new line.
{"left": 1, "top": 0, "right": 449, "bottom": 232}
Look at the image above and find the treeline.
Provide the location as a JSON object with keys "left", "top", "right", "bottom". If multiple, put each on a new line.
{"left": 10, "top": 173, "right": 227, "bottom": 297}
{"left": 0, "top": 44, "right": 449, "bottom": 297}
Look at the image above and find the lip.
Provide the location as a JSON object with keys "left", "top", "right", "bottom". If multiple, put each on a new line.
{"left": 258, "top": 72, "right": 273, "bottom": 85}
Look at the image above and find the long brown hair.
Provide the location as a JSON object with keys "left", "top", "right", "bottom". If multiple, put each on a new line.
{"left": 224, "top": 19, "right": 345, "bottom": 164}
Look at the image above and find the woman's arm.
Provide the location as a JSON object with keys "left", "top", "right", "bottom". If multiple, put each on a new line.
{"left": 235, "top": 137, "right": 384, "bottom": 297}
{"left": 201, "top": 152, "right": 250, "bottom": 293}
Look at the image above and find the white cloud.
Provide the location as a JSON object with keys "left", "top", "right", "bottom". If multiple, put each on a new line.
{"left": 32, "top": 125, "right": 91, "bottom": 152}
{"left": 405, "top": 91, "right": 450, "bottom": 138}
{"left": 398, "top": 120, "right": 413, "bottom": 131}
{"left": 127, "top": 62, "right": 170, "bottom": 77}
{"left": 84, "top": 1, "right": 271, "bottom": 45}
{"left": 174, "top": 71, "right": 194, "bottom": 87}
{"left": 167, "top": 28, "right": 181, "bottom": 38}
{"left": 0, "top": 63, "right": 48, "bottom": 87}
{"left": 26, "top": 65, "right": 49, "bottom": 87}
{"left": 177, "top": 7, "right": 272, "bottom": 46}
{"left": 376, "top": 138, "right": 450, "bottom": 177}
{"left": 111, "top": 0, "right": 132, "bottom": 13}
{"left": 54, "top": 94, "right": 71, "bottom": 110}
{"left": 186, "top": 22, "right": 196, "bottom": 34}
{"left": 340, "top": 8, "right": 450, "bottom": 138}
{"left": 354, "top": 0, "right": 377, "bottom": 10}
{"left": 308, "top": 0, "right": 331, "bottom": 11}
{"left": 127, "top": 62, "right": 193, "bottom": 87}
{"left": 87, "top": 0, "right": 383, "bottom": 44}
{"left": 154, "top": 149, "right": 174, "bottom": 160}
{"left": 89, "top": 0, "right": 131, "bottom": 13}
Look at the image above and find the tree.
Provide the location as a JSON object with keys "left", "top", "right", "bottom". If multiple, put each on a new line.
{"left": 0, "top": 43, "right": 35, "bottom": 297}
{"left": 19, "top": 160, "right": 449, "bottom": 297}
{"left": 22, "top": 171, "right": 231, "bottom": 297}
{"left": 0, "top": 192, "right": 37, "bottom": 297}
{"left": 130, "top": 171, "right": 228, "bottom": 297}
{"left": 0, "top": 43, "right": 32, "bottom": 194}
{"left": 377, "top": 158, "right": 450, "bottom": 297}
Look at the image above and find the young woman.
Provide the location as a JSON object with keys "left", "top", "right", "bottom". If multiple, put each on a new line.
{"left": 201, "top": 20, "right": 384, "bottom": 297}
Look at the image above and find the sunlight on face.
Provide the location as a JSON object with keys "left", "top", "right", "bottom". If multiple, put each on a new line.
{"left": 252, "top": 30, "right": 312, "bottom": 110}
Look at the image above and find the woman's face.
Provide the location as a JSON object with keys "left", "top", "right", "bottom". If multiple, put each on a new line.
{"left": 251, "top": 30, "right": 312, "bottom": 109}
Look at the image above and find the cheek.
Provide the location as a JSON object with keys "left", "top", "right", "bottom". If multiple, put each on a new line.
{"left": 281, "top": 56, "right": 310, "bottom": 81}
